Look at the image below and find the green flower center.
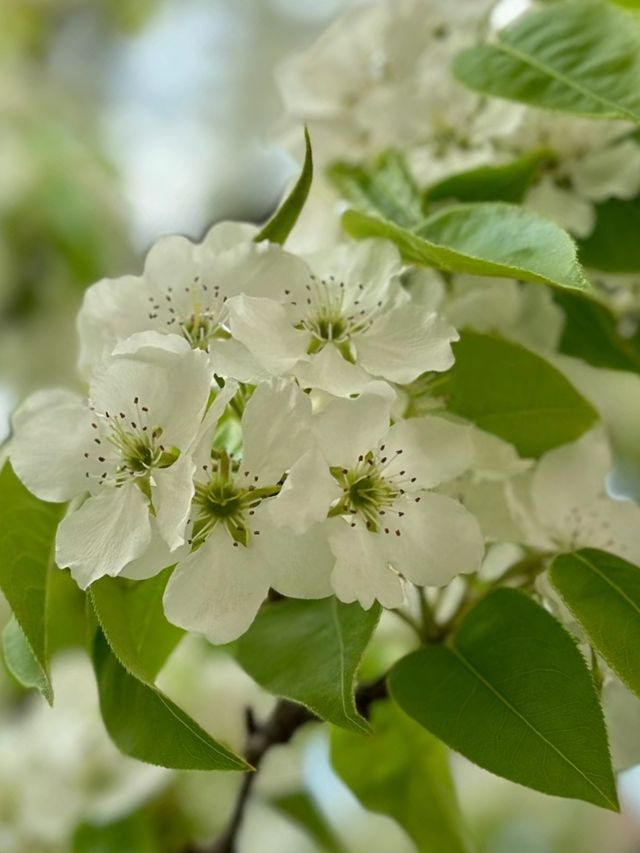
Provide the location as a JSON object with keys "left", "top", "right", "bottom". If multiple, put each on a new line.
{"left": 331, "top": 452, "right": 401, "bottom": 533}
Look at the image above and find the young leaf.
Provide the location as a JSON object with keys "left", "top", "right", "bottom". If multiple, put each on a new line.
{"left": 440, "top": 332, "right": 598, "bottom": 458}
{"left": 332, "top": 701, "right": 473, "bottom": 853}
{"left": 90, "top": 569, "right": 183, "bottom": 684}
{"left": 73, "top": 812, "right": 158, "bottom": 853}
{"left": 342, "top": 203, "right": 589, "bottom": 291}
{"left": 554, "top": 291, "right": 640, "bottom": 373}
{"left": 389, "top": 589, "right": 618, "bottom": 811}
{"left": 551, "top": 549, "right": 640, "bottom": 699}
{"left": 579, "top": 196, "right": 640, "bottom": 273}
{"left": 235, "top": 598, "right": 381, "bottom": 732}
{"left": 92, "top": 630, "right": 247, "bottom": 771}
{"left": 328, "top": 150, "right": 424, "bottom": 227}
{"left": 0, "top": 462, "right": 64, "bottom": 692}
{"left": 2, "top": 617, "right": 53, "bottom": 704}
{"left": 453, "top": 1, "right": 640, "bottom": 124}
{"left": 425, "top": 151, "right": 546, "bottom": 205}
{"left": 255, "top": 126, "right": 313, "bottom": 245}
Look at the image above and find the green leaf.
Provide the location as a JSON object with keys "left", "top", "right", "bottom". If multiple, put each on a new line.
{"left": 439, "top": 332, "right": 598, "bottom": 458}
{"left": 332, "top": 701, "right": 472, "bottom": 853}
{"left": 342, "top": 203, "right": 589, "bottom": 291}
{"left": 73, "top": 812, "right": 157, "bottom": 853}
{"left": 272, "top": 791, "right": 343, "bottom": 852}
{"left": 90, "top": 569, "right": 183, "bottom": 684}
{"left": 551, "top": 549, "right": 640, "bottom": 700}
{"left": 0, "top": 462, "right": 64, "bottom": 691}
{"left": 453, "top": 1, "right": 640, "bottom": 124}
{"left": 2, "top": 617, "right": 53, "bottom": 704}
{"left": 425, "top": 151, "right": 546, "bottom": 205}
{"left": 579, "top": 196, "right": 640, "bottom": 273}
{"left": 92, "top": 630, "right": 247, "bottom": 771}
{"left": 255, "top": 126, "right": 313, "bottom": 245}
{"left": 235, "top": 598, "right": 381, "bottom": 732}
{"left": 328, "top": 150, "right": 424, "bottom": 227}
{"left": 389, "top": 589, "right": 618, "bottom": 811}
{"left": 554, "top": 290, "right": 640, "bottom": 373}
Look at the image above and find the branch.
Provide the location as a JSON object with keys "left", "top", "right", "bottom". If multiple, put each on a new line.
{"left": 189, "top": 676, "right": 387, "bottom": 853}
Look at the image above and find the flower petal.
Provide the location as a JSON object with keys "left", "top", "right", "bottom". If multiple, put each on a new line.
{"left": 56, "top": 482, "right": 152, "bottom": 589}
{"left": 312, "top": 391, "right": 392, "bottom": 468}
{"left": 382, "top": 416, "right": 473, "bottom": 488}
{"left": 119, "top": 522, "right": 186, "bottom": 580}
{"left": 152, "top": 454, "right": 196, "bottom": 550}
{"left": 293, "top": 344, "right": 376, "bottom": 396}
{"left": 163, "top": 528, "right": 270, "bottom": 644}
{"left": 386, "top": 493, "right": 484, "bottom": 586}
{"left": 258, "top": 513, "right": 334, "bottom": 599}
{"left": 357, "top": 305, "right": 458, "bottom": 384}
{"left": 10, "top": 389, "right": 93, "bottom": 502}
{"left": 226, "top": 294, "right": 309, "bottom": 375}
{"left": 269, "top": 448, "right": 341, "bottom": 534}
{"left": 328, "top": 517, "right": 405, "bottom": 609}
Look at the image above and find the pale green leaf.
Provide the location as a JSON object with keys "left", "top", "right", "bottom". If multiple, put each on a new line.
{"left": 425, "top": 151, "right": 546, "bottom": 205}
{"left": 255, "top": 126, "right": 313, "bottom": 245}
{"left": 2, "top": 617, "right": 53, "bottom": 704}
{"left": 332, "top": 701, "right": 473, "bottom": 853}
{"left": 439, "top": 332, "right": 598, "bottom": 458}
{"left": 389, "top": 589, "right": 618, "bottom": 811}
{"left": 92, "top": 630, "right": 247, "bottom": 771}
{"left": 579, "top": 196, "right": 640, "bottom": 273}
{"left": 551, "top": 548, "right": 640, "bottom": 699}
{"left": 235, "top": 598, "right": 381, "bottom": 732}
{"left": 90, "top": 569, "right": 183, "bottom": 684}
{"left": 453, "top": 1, "right": 640, "bottom": 123}
{"left": 342, "top": 203, "right": 589, "bottom": 291}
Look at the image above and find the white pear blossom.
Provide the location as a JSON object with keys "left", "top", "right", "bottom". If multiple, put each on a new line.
{"left": 163, "top": 379, "right": 334, "bottom": 644}
{"left": 10, "top": 336, "right": 211, "bottom": 588}
{"left": 271, "top": 393, "right": 485, "bottom": 609}
{"left": 76, "top": 221, "right": 310, "bottom": 381}
{"left": 226, "top": 239, "right": 458, "bottom": 395}
{"left": 503, "top": 429, "right": 640, "bottom": 562}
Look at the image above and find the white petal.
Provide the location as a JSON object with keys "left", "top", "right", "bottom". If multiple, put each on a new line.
{"left": 207, "top": 338, "right": 271, "bottom": 384}
{"left": 269, "top": 448, "right": 341, "bottom": 534}
{"left": 382, "top": 416, "right": 473, "bottom": 488}
{"left": 241, "top": 379, "right": 313, "bottom": 483}
{"left": 576, "top": 496, "right": 640, "bottom": 565}
{"left": 202, "top": 221, "right": 258, "bottom": 252}
{"left": 357, "top": 305, "right": 458, "bottom": 384}
{"left": 226, "top": 294, "right": 309, "bottom": 375}
{"left": 525, "top": 177, "right": 594, "bottom": 238}
{"left": 163, "top": 528, "right": 270, "bottom": 644}
{"left": 531, "top": 429, "right": 612, "bottom": 534}
{"left": 90, "top": 346, "right": 211, "bottom": 450}
{"left": 387, "top": 493, "right": 484, "bottom": 586}
{"left": 10, "top": 390, "right": 93, "bottom": 502}
{"left": 293, "top": 344, "right": 376, "bottom": 396}
{"left": 56, "top": 483, "right": 152, "bottom": 589}
{"left": 191, "top": 381, "right": 239, "bottom": 469}
{"left": 143, "top": 235, "right": 197, "bottom": 292}
{"left": 152, "top": 454, "right": 196, "bottom": 550}
{"left": 468, "top": 427, "right": 531, "bottom": 481}
{"left": 76, "top": 275, "right": 149, "bottom": 377}
{"left": 312, "top": 392, "right": 392, "bottom": 468}
{"left": 112, "top": 331, "right": 191, "bottom": 357}
{"left": 119, "top": 522, "right": 186, "bottom": 580}
{"left": 258, "top": 513, "right": 334, "bottom": 599}
{"left": 328, "top": 517, "right": 405, "bottom": 609}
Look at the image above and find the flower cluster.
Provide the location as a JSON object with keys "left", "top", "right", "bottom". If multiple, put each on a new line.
{"left": 9, "top": 222, "right": 488, "bottom": 642}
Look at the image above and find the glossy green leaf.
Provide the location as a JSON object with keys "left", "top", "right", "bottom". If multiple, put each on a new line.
{"left": 332, "top": 701, "right": 472, "bottom": 853}
{"left": 92, "top": 630, "right": 247, "bottom": 771}
{"left": 255, "top": 126, "right": 313, "bottom": 245}
{"left": 390, "top": 589, "right": 618, "bottom": 811}
{"left": 440, "top": 332, "right": 598, "bottom": 458}
{"left": 425, "top": 151, "right": 546, "bottom": 205}
{"left": 454, "top": 1, "right": 640, "bottom": 124}
{"left": 273, "top": 792, "right": 343, "bottom": 852}
{"left": 551, "top": 549, "right": 640, "bottom": 699}
{"left": 235, "top": 598, "right": 381, "bottom": 732}
{"left": 554, "top": 291, "right": 640, "bottom": 373}
{"left": 343, "top": 204, "right": 589, "bottom": 291}
{"left": 328, "top": 150, "right": 424, "bottom": 227}
{"left": 90, "top": 569, "right": 183, "bottom": 684}
{"left": 0, "top": 462, "right": 64, "bottom": 690}
{"left": 2, "top": 617, "right": 53, "bottom": 704}
{"left": 579, "top": 196, "right": 640, "bottom": 273}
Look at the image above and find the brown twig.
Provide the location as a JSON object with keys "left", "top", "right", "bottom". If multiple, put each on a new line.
{"left": 189, "top": 676, "right": 388, "bottom": 853}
